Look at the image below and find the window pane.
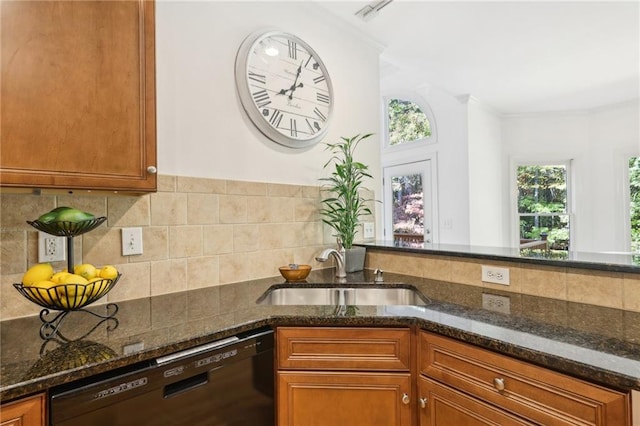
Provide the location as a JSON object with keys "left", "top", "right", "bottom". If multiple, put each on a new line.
{"left": 392, "top": 173, "right": 424, "bottom": 246}
{"left": 630, "top": 157, "right": 640, "bottom": 252}
{"left": 519, "top": 214, "right": 570, "bottom": 250}
{"left": 387, "top": 99, "right": 431, "bottom": 146}
{"left": 517, "top": 165, "right": 567, "bottom": 214}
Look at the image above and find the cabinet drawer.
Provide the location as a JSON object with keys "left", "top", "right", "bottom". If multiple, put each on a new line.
{"left": 277, "top": 327, "right": 411, "bottom": 371}
{"left": 420, "top": 331, "right": 629, "bottom": 426}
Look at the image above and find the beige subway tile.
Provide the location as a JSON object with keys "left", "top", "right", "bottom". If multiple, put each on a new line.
{"left": 0, "top": 194, "right": 56, "bottom": 229}
{"left": 244, "top": 250, "right": 289, "bottom": 280}
{"left": 1, "top": 273, "right": 41, "bottom": 320}
{"left": 106, "top": 262, "right": 150, "bottom": 302}
{"left": 150, "top": 192, "right": 187, "bottom": 225}
{"left": 128, "top": 226, "right": 168, "bottom": 263}
{"left": 219, "top": 195, "right": 248, "bottom": 224}
{"left": 107, "top": 195, "right": 150, "bottom": 227}
{"left": 421, "top": 256, "right": 452, "bottom": 282}
{"left": 301, "top": 185, "right": 320, "bottom": 199}
{"left": 151, "top": 259, "right": 187, "bottom": 295}
{"left": 294, "top": 246, "right": 322, "bottom": 267}
{"left": 566, "top": 270, "right": 623, "bottom": 309}
{"left": 187, "top": 256, "right": 219, "bottom": 289}
{"left": 218, "top": 253, "right": 251, "bottom": 284}
{"left": 247, "top": 197, "right": 270, "bottom": 223}
{"left": 366, "top": 252, "right": 423, "bottom": 277}
{"left": 449, "top": 258, "right": 483, "bottom": 286}
{"left": 227, "top": 180, "right": 267, "bottom": 196}
{"left": 169, "top": 226, "right": 203, "bottom": 258}
{"left": 56, "top": 194, "right": 107, "bottom": 219}
{"left": 187, "top": 193, "right": 219, "bottom": 225}
{"left": 268, "top": 183, "right": 301, "bottom": 197}
{"left": 623, "top": 273, "right": 640, "bottom": 312}
{"left": 1, "top": 230, "right": 26, "bottom": 275}
{"left": 177, "top": 176, "right": 226, "bottom": 193}
{"left": 82, "top": 227, "right": 124, "bottom": 266}
{"left": 203, "top": 225, "right": 233, "bottom": 255}
{"left": 299, "top": 222, "right": 323, "bottom": 247}
{"left": 294, "top": 198, "right": 319, "bottom": 222}
{"left": 258, "top": 223, "right": 287, "bottom": 250}
{"left": 234, "top": 224, "right": 259, "bottom": 253}
{"left": 520, "top": 264, "right": 567, "bottom": 299}
{"left": 157, "top": 174, "right": 176, "bottom": 192}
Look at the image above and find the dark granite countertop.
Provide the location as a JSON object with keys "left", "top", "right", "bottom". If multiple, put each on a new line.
{"left": 359, "top": 241, "right": 640, "bottom": 273}
{"left": 2, "top": 268, "right": 640, "bottom": 403}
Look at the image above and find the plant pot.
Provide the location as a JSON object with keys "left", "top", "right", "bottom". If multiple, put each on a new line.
{"left": 345, "top": 246, "right": 366, "bottom": 273}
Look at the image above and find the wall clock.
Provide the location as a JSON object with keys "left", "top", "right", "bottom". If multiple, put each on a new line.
{"left": 235, "top": 30, "right": 334, "bottom": 148}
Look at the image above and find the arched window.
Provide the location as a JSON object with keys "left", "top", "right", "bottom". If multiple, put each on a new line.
{"left": 386, "top": 97, "right": 435, "bottom": 147}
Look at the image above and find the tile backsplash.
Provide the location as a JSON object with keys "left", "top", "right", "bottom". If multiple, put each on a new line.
{"left": 0, "top": 175, "right": 334, "bottom": 320}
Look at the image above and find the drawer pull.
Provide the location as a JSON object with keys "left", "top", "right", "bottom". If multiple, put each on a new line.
{"left": 402, "top": 393, "right": 410, "bottom": 405}
{"left": 493, "top": 377, "right": 505, "bottom": 391}
{"left": 419, "top": 397, "right": 427, "bottom": 408}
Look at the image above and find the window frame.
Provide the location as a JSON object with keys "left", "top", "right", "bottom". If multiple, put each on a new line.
{"left": 382, "top": 93, "right": 437, "bottom": 154}
{"left": 509, "top": 158, "right": 574, "bottom": 250}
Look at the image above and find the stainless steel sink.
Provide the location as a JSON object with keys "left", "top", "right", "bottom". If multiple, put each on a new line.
{"left": 256, "top": 284, "right": 429, "bottom": 306}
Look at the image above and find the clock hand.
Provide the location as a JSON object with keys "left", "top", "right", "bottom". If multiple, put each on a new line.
{"left": 277, "top": 61, "right": 305, "bottom": 99}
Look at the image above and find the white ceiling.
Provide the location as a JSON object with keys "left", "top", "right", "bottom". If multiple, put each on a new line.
{"left": 317, "top": 0, "right": 640, "bottom": 115}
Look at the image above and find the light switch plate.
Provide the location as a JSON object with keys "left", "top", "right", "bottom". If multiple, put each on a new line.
{"left": 363, "top": 222, "right": 375, "bottom": 239}
{"left": 122, "top": 227, "right": 143, "bottom": 256}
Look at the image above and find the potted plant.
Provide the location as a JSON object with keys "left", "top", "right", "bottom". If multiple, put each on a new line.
{"left": 319, "top": 133, "right": 375, "bottom": 272}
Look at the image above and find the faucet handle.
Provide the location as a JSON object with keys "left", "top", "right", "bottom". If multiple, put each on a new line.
{"left": 336, "top": 238, "right": 344, "bottom": 251}
{"left": 374, "top": 269, "right": 384, "bottom": 283}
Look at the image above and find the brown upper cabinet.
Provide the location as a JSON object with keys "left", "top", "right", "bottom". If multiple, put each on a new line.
{"left": 1, "top": 0, "right": 157, "bottom": 193}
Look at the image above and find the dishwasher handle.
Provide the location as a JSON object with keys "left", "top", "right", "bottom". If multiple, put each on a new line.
{"left": 155, "top": 336, "right": 239, "bottom": 365}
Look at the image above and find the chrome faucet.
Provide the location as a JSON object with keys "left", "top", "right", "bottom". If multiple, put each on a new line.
{"left": 315, "top": 241, "right": 346, "bottom": 278}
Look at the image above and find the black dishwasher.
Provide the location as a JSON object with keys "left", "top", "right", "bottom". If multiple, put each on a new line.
{"left": 50, "top": 328, "right": 274, "bottom": 426}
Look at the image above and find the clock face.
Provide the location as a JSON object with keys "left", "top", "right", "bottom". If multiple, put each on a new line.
{"left": 235, "top": 30, "right": 334, "bottom": 148}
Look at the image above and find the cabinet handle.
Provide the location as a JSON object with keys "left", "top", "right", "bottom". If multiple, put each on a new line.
{"left": 493, "top": 377, "right": 505, "bottom": 391}
{"left": 147, "top": 166, "right": 157, "bottom": 174}
{"left": 402, "top": 393, "right": 410, "bottom": 405}
{"left": 419, "top": 397, "right": 427, "bottom": 408}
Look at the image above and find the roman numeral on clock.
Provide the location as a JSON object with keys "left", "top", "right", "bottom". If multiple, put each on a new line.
{"left": 317, "top": 92, "right": 330, "bottom": 104}
{"left": 314, "top": 107, "right": 327, "bottom": 122}
{"left": 306, "top": 118, "right": 317, "bottom": 134}
{"left": 248, "top": 71, "right": 266, "bottom": 85}
{"left": 269, "top": 109, "right": 283, "bottom": 128}
{"left": 288, "top": 40, "right": 297, "bottom": 59}
{"left": 252, "top": 89, "right": 271, "bottom": 108}
{"left": 313, "top": 75, "right": 326, "bottom": 84}
{"left": 290, "top": 118, "right": 298, "bottom": 137}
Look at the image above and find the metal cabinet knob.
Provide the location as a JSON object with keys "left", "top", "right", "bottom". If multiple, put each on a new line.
{"left": 147, "top": 166, "right": 157, "bottom": 174}
{"left": 402, "top": 393, "right": 410, "bottom": 405}
{"left": 493, "top": 377, "right": 505, "bottom": 391}
{"left": 419, "top": 397, "right": 427, "bottom": 408}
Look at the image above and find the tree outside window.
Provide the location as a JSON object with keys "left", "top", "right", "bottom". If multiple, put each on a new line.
{"left": 387, "top": 99, "right": 431, "bottom": 146}
{"left": 517, "top": 164, "right": 570, "bottom": 253}
{"left": 630, "top": 157, "right": 640, "bottom": 252}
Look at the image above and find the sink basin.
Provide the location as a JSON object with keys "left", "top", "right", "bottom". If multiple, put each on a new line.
{"left": 256, "top": 284, "right": 429, "bottom": 306}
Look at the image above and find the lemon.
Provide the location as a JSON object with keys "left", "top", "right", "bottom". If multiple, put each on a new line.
{"left": 99, "top": 265, "right": 118, "bottom": 280}
{"left": 56, "top": 274, "right": 89, "bottom": 308}
{"left": 27, "top": 280, "right": 58, "bottom": 305}
{"left": 74, "top": 263, "right": 97, "bottom": 280}
{"left": 51, "top": 271, "right": 72, "bottom": 284}
{"left": 22, "top": 263, "right": 54, "bottom": 285}
{"left": 87, "top": 277, "right": 105, "bottom": 298}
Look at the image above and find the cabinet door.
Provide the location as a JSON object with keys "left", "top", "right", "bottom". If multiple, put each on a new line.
{"left": 418, "top": 376, "right": 535, "bottom": 426}
{"left": 0, "top": 394, "right": 45, "bottom": 426}
{"left": 278, "top": 371, "right": 412, "bottom": 426}
{"left": 0, "top": 0, "right": 157, "bottom": 192}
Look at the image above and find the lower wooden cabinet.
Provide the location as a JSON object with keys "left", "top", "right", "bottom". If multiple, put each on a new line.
{"left": 278, "top": 371, "right": 412, "bottom": 426}
{"left": 419, "top": 331, "right": 630, "bottom": 426}
{"left": 418, "top": 376, "right": 535, "bottom": 425}
{"left": 0, "top": 393, "right": 45, "bottom": 426}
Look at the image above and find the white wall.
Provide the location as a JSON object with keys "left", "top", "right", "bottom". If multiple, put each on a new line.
{"left": 467, "top": 97, "right": 507, "bottom": 247}
{"left": 502, "top": 100, "right": 640, "bottom": 252}
{"left": 155, "top": 1, "right": 381, "bottom": 192}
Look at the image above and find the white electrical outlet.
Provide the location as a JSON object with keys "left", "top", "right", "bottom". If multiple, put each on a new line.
{"left": 121, "top": 227, "right": 143, "bottom": 256}
{"left": 363, "top": 222, "right": 375, "bottom": 239}
{"left": 482, "top": 293, "right": 511, "bottom": 314}
{"left": 38, "top": 232, "right": 66, "bottom": 262}
{"left": 481, "top": 265, "right": 510, "bottom": 285}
